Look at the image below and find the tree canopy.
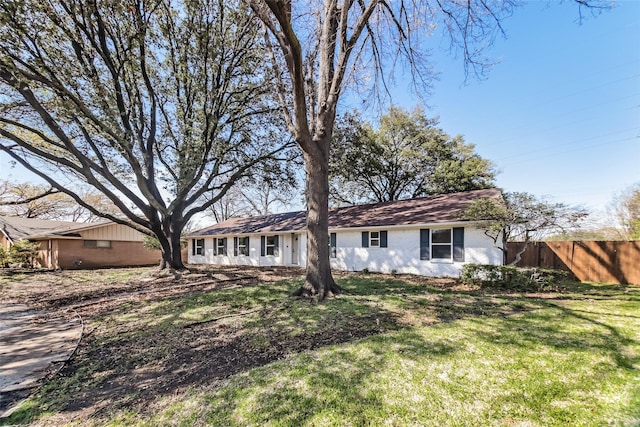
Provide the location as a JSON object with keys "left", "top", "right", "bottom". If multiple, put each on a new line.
{"left": 463, "top": 191, "right": 588, "bottom": 264}
{"left": 610, "top": 182, "right": 640, "bottom": 240}
{"left": 330, "top": 107, "right": 496, "bottom": 205}
{"left": 207, "top": 159, "right": 301, "bottom": 222}
{"left": 0, "top": 0, "right": 291, "bottom": 268}
{"left": 0, "top": 179, "right": 118, "bottom": 221}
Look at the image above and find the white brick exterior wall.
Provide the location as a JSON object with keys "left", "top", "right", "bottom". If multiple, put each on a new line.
{"left": 329, "top": 226, "right": 501, "bottom": 277}
{"left": 188, "top": 224, "right": 502, "bottom": 278}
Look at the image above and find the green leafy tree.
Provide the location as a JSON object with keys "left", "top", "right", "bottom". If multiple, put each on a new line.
{"left": 463, "top": 192, "right": 588, "bottom": 265}
{"left": 142, "top": 234, "right": 187, "bottom": 251}
{"left": 330, "top": 107, "right": 496, "bottom": 205}
{"left": 545, "top": 228, "right": 621, "bottom": 241}
{"left": 0, "top": 0, "right": 290, "bottom": 270}
{"left": 6, "top": 240, "right": 40, "bottom": 268}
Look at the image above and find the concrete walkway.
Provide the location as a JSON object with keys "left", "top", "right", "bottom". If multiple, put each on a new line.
{"left": 0, "top": 304, "right": 83, "bottom": 417}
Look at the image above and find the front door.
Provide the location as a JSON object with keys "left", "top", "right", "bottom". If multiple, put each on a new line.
{"left": 291, "top": 233, "right": 298, "bottom": 265}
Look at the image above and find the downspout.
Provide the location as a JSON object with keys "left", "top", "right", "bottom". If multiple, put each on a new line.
{"left": 48, "top": 239, "right": 52, "bottom": 269}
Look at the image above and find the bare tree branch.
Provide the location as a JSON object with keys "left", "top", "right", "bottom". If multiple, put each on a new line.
{"left": 0, "top": 186, "right": 60, "bottom": 206}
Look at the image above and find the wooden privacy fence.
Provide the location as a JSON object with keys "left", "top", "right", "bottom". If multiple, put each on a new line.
{"left": 506, "top": 241, "right": 640, "bottom": 285}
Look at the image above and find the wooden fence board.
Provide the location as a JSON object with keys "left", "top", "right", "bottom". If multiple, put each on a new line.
{"left": 506, "top": 241, "right": 640, "bottom": 285}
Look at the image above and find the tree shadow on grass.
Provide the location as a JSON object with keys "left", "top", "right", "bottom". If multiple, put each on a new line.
{"left": 469, "top": 283, "right": 640, "bottom": 369}
{"left": 459, "top": 296, "right": 640, "bottom": 424}
{"left": 201, "top": 294, "right": 639, "bottom": 426}
{"left": 4, "top": 275, "right": 637, "bottom": 425}
{"left": 203, "top": 328, "right": 463, "bottom": 426}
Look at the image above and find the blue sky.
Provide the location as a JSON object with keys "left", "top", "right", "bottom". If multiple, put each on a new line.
{"left": 391, "top": 1, "right": 640, "bottom": 221}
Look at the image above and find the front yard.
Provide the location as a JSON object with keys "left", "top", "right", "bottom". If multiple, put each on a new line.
{"left": 1, "top": 267, "right": 638, "bottom": 426}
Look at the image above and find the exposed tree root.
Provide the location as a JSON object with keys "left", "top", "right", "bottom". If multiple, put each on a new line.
{"left": 291, "top": 281, "right": 342, "bottom": 301}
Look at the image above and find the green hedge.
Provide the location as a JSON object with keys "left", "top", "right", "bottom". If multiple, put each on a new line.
{"left": 460, "top": 264, "right": 570, "bottom": 292}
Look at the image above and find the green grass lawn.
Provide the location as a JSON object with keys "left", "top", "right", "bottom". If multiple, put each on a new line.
{"left": 4, "top": 273, "right": 639, "bottom": 426}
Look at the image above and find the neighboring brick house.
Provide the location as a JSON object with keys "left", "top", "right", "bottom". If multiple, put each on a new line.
{"left": 0, "top": 216, "right": 162, "bottom": 269}
{"left": 187, "top": 189, "right": 504, "bottom": 278}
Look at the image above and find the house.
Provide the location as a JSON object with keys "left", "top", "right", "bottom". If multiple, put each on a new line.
{"left": 187, "top": 189, "right": 503, "bottom": 277}
{"left": 0, "top": 216, "right": 162, "bottom": 269}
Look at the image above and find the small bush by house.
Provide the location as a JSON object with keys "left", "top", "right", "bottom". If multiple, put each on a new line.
{"left": 0, "top": 241, "right": 40, "bottom": 268}
{"left": 460, "top": 263, "right": 569, "bottom": 292}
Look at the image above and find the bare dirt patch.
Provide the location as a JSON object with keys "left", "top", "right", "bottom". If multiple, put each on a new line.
{"left": 0, "top": 266, "right": 299, "bottom": 310}
{"left": 1, "top": 266, "right": 399, "bottom": 424}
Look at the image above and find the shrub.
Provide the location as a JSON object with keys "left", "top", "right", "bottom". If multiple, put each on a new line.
{"left": 460, "top": 264, "right": 569, "bottom": 292}
{"left": 142, "top": 234, "right": 188, "bottom": 251}
{"left": 6, "top": 241, "right": 41, "bottom": 268}
{"left": 0, "top": 246, "right": 9, "bottom": 268}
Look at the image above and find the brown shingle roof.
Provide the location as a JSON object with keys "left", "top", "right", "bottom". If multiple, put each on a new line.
{"left": 0, "top": 216, "right": 109, "bottom": 242}
{"left": 190, "top": 188, "right": 502, "bottom": 237}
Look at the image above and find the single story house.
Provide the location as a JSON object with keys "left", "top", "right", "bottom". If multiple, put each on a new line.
{"left": 187, "top": 188, "right": 503, "bottom": 277}
{"left": 0, "top": 216, "right": 163, "bottom": 269}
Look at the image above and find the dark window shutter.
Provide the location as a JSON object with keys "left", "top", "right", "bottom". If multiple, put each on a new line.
{"left": 212, "top": 238, "right": 217, "bottom": 255}
{"left": 380, "top": 231, "right": 388, "bottom": 248}
{"left": 330, "top": 233, "right": 337, "bottom": 258}
{"left": 362, "top": 231, "right": 369, "bottom": 248}
{"left": 192, "top": 239, "right": 196, "bottom": 256}
{"left": 234, "top": 237, "right": 238, "bottom": 256}
{"left": 274, "top": 235, "right": 279, "bottom": 256}
{"left": 246, "top": 236, "right": 250, "bottom": 255}
{"left": 261, "top": 236, "right": 265, "bottom": 257}
{"left": 420, "top": 229, "right": 430, "bottom": 260}
{"left": 453, "top": 227, "right": 465, "bottom": 262}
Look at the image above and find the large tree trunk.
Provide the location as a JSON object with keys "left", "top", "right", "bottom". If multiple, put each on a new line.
{"left": 169, "top": 230, "right": 186, "bottom": 270}
{"left": 293, "top": 140, "right": 341, "bottom": 300}
{"left": 155, "top": 221, "right": 187, "bottom": 271}
{"left": 158, "top": 247, "right": 185, "bottom": 270}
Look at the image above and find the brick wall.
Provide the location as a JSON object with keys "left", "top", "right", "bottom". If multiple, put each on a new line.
{"left": 56, "top": 239, "right": 162, "bottom": 269}
{"left": 1, "top": 233, "right": 10, "bottom": 251}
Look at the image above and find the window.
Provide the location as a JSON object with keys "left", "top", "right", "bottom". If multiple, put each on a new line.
{"left": 329, "top": 233, "right": 337, "bottom": 258}
{"left": 83, "top": 240, "right": 111, "bottom": 248}
{"left": 214, "top": 238, "right": 227, "bottom": 256}
{"left": 260, "top": 235, "right": 279, "bottom": 256}
{"left": 420, "top": 228, "right": 464, "bottom": 262}
{"left": 234, "top": 236, "right": 249, "bottom": 256}
{"left": 266, "top": 236, "right": 277, "bottom": 256}
{"left": 361, "top": 231, "right": 388, "bottom": 248}
{"left": 431, "top": 229, "right": 452, "bottom": 260}
{"left": 192, "top": 238, "right": 204, "bottom": 256}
